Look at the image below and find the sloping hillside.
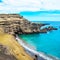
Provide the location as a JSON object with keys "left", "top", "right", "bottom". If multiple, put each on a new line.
{"left": 0, "top": 33, "right": 33, "bottom": 60}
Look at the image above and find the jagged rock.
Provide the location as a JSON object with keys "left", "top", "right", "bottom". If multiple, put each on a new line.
{"left": 40, "top": 26, "right": 57, "bottom": 33}
{"left": 0, "top": 14, "right": 42, "bottom": 34}
{"left": 47, "top": 26, "right": 57, "bottom": 31}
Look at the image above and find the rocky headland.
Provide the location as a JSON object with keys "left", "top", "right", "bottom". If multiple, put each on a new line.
{"left": 40, "top": 26, "right": 57, "bottom": 33}
{"left": 0, "top": 14, "right": 57, "bottom": 35}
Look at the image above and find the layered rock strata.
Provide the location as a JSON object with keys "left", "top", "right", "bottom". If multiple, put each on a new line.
{"left": 0, "top": 14, "right": 57, "bottom": 34}
{"left": 0, "top": 14, "right": 41, "bottom": 34}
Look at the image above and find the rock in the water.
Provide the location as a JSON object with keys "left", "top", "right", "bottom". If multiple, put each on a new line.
{"left": 47, "top": 26, "right": 57, "bottom": 31}
{"left": 40, "top": 26, "right": 57, "bottom": 33}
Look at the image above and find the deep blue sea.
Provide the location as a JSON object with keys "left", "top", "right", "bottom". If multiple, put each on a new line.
{"left": 19, "top": 11, "right": 60, "bottom": 58}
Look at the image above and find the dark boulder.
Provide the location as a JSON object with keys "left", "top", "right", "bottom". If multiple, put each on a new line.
{"left": 40, "top": 26, "right": 58, "bottom": 33}
{"left": 47, "top": 26, "right": 57, "bottom": 31}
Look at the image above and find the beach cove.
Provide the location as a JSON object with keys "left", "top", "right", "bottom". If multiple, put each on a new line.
{"left": 19, "top": 21, "right": 60, "bottom": 59}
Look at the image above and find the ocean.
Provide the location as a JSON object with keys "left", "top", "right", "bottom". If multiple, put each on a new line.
{"left": 19, "top": 11, "right": 60, "bottom": 58}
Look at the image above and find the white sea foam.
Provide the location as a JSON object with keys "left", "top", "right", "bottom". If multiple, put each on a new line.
{"left": 16, "top": 35, "right": 59, "bottom": 60}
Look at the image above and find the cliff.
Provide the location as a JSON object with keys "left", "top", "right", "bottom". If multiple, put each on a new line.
{"left": 0, "top": 14, "right": 57, "bottom": 35}
{"left": 0, "top": 14, "right": 41, "bottom": 35}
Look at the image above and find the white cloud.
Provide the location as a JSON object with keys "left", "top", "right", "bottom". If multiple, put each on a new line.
{"left": 41, "top": 0, "right": 60, "bottom": 10}
{"left": 0, "top": 0, "right": 60, "bottom": 13}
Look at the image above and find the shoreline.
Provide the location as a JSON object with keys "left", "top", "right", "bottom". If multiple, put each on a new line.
{"left": 16, "top": 35, "right": 60, "bottom": 60}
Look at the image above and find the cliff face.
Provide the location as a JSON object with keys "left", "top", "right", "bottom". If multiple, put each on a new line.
{"left": 0, "top": 14, "right": 41, "bottom": 35}
{"left": 0, "top": 14, "right": 57, "bottom": 35}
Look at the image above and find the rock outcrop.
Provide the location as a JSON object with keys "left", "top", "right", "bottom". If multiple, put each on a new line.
{"left": 47, "top": 26, "right": 57, "bottom": 31}
{"left": 0, "top": 14, "right": 41, "bottom": 34}
{"left": 40, "top": 26, "right": 57, "bottom": 33}
{"left": 0, "top": 14, "right": 57, "bottom": 34}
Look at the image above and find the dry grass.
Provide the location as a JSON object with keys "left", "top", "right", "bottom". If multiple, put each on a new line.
{"left": 0, "top": 33, "right": 33, "bottom": 60}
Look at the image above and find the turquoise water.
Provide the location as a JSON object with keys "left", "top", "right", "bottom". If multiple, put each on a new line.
{"left": 19, "top": 21, "right": 60, "bottom": 58}
{"left": 19, "top": 11, "right": 60, "bottom": 58}
{"left": 20, "top": 11, "right": 60, "bottom": 21}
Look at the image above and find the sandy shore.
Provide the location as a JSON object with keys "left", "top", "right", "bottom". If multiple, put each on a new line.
{"left": 0, "top": 33, "right": 34, "bottom": 60}
{"left": 0, "top": 33, "right": 59, "bottom": 60}
{"left": 16, "top": 35, "right": 60, "bottom": 60}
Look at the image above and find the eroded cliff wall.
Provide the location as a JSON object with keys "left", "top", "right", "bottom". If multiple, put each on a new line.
{"left": 0, "top": 14, "right": 40, "bottom": 35}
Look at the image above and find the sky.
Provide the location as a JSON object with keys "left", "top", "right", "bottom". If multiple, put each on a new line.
{"left": 0, "top": 0, "right": 60, "bottom": 13}
{"left": 0, "top": 0, "right": 60, "bottom": 21}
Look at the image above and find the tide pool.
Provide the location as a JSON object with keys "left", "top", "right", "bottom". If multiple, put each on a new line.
{"left": 19, "top": 21, "right": 60, "bottom": 58}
